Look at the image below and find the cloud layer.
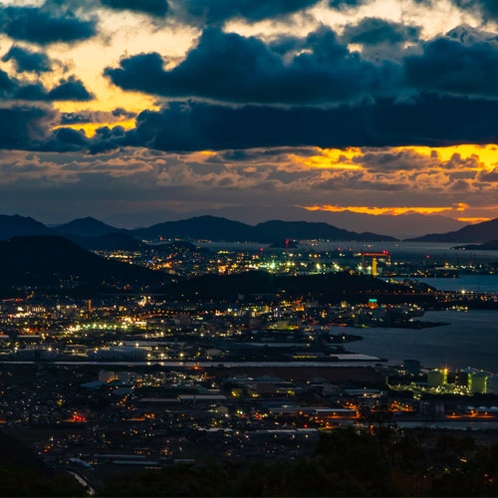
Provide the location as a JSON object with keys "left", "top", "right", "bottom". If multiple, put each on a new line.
{"left": 0, "top": 0, "right": 497, "bottom": 228}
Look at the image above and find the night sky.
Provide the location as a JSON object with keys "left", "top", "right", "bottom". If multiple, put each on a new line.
{"left": 0, "top": 0, "right": 497, "bottom": 236}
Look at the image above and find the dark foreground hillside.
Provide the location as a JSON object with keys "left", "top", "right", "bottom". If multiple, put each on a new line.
{"left": 0, "top": 235, "right": 169, "bottom": 287}
{"left": 1, "top": 425, "right": 497, "bottom": 496}
{"left": 98, "top": 427, "right": 498, "bottom": 497}
{"left": 0, "top": 431, "right": 84, "bottom": 496}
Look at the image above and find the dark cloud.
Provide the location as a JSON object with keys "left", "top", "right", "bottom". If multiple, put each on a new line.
{"left": 3, "top": 92, "right": 498, "bottom": 153}
{"left": 0, "top": 5, "right": 97, "bottom": 45}
{"left": 404, "top": 26, "right": 498, "bottom": 98}
{"left": 100, "top": 0, "right": 168, "bottom": 17}
{"left": 443, "top": 153, "right": 481, "bottom": 171}
{"left": 48, "top": 76, "right": 94, "bottom": 101}
{"left": 0, "top": 69, "right": 47, "bottom": 101}
{"left": 2, "top": 46, "right": 52, "bottom": 73}
{"left": 105, "top": 27, "right": 399, "bottom": 105}
{"left": 329, "top": 0, "right": 370, "bottom": 10}
{"left": 173, "top": 0, "right": 320, "bottom": 25}
{"left": 453, "top": 0, "right": 498, "bottom": 21}
{"left": 342, "top": 17, "right": 421, "bottom": 45}
{"left": 61, "top": 112, "right": 96, "bottom": 125}
{"left": 95, "top": 126, "right": 126, "bottom": 139}
{"left": 52, "top": 128, "right": 88, "bottom": 147}
{"left": 0, "top": 106, "right": 55, "bottom": 149}
{"left": 353, "top": 150, "right": 431, "bottom": 171}
{"left": 15, "top": 83, "right": 50, "bottom": 101}
{"left": 88, "top": 126, "right": 127, "bottom": 153}
{"left": 0, "top": 69, "right": 17, "bottom": 97}
{"left": 209, "top": 147, "right": 317, "bottom": 164}
{"left": 355, "top": 149, "right": 482, "bottom": 174}
{"left": 112, "top": 108, "right": 136, "bottom": 119}
{"left": 0, "top": 70, "right": 93, "bottom": 102}
{"left": 445, "top": 24, "right": 498, "bottom": 45}
{"left": 4, "top": 94, "right": 498, "bottom": 154}
{"left": 119, "top": 95, "right": 498, "bottom": 152}
{"left": 39, "top": 127, "right": 94, "bottom": 153}
{"left": 104, "top": 16, "right": 498, "bottom": 107}
{"left": 61, "top": 108, "right": 136, "bottom": 124}
{"left": 477, "top": 168, "right": 498, "bottom": 182}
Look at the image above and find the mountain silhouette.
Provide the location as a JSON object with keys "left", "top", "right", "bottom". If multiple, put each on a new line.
{"left": 406, "top": 218, "right": 498, "bottom": 243}
{"left": 130, "top": 215, "right": 396, "bottom": 242}
{"left": 54, "top": 216, "right": 119, "bottom": 237}
{"left": 0, "top": 214, "right": 51, "bottom": 240}
{"left": 0, "top": 235, "right": 168, "bottom": 287}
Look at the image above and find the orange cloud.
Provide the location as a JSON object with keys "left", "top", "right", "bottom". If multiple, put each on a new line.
{"left": 302, "top": 204, "right": 469, "bottom": 216}
{"left": 291, "top": 147, "right": 363, "bottom": 170}
{"left": 457, "top": 217, "right": 491, "bottom": 224}
{"left": 403, "top": 144, "right": 498, "bottom": 169}
{"left": 295, "top": 144, "right": 498, "bottom": 174}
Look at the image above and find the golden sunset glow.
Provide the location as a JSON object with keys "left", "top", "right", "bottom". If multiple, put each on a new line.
{"left": 292, "top": 148, "right": 363, "bottom": 170}
{"left": 302, "top": 204, "right": 469, "bottom": 216}
{"left": 53, "top": 119, "right": 137, "bottom": 137}
{"left": 297, "top": 145, "right": 498, "bottom": 173}
{"left": 457, "top": 217, "right": 491, "bottom": 223}
{"left": 0, "top": 0, "right": 498, "bottom": 235}
{"left": 398, "top": 145, "right": 498, "bottom": 171}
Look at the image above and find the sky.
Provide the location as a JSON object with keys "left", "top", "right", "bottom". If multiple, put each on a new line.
{"left": 1, "top": 0, "right": 498, "bottom": 237}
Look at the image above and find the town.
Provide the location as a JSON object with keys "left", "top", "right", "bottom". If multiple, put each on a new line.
{"left": 0, "top": 242, "right": 497, "bottom": 493}
{"left": 0, "top": 215, "right": 497, "bottom": 495}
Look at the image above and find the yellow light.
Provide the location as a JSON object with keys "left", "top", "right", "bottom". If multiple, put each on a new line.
{"left": 52, "top": 118, "right": 137, "bottom": 138}
{"left": 301, "top": 204, "right": 464, "bottom": 216}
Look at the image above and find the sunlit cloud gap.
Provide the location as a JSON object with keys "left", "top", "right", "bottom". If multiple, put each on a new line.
{"left": 457, "top": 217, "right": 491, "bottom": 223}
{"left": 302, "top": 204, "right": 469, "bottom": 216}
{"left": 53, "top": 119, "right": 137, "bottom": 137}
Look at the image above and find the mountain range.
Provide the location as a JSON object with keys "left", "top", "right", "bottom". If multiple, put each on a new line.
{"left": 101, "top": 207, "right": 467, "bottom": 240}
{"left": 130, "top": 216, "right": 397, "bottom": 243}
{"left": 1, "top": 213, "right": 498, "bottom": 245}
{"left": 1, "top": 214, "right": 398, "bottom": 244}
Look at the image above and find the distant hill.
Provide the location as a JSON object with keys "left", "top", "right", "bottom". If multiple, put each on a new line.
{"left": 65, "top": 232, "right": 149, "bottom": 251}
{"left": 0, "top": 235, "right": 169, "bottom": 287}
{"left": 154, "top": 240, "right": 211, "bottom": 256}
{"left": 300, "top": 212, "right": 466, "bottom": 240}
{"left": 453, "top": 239, "right": 498, "bottom": 251}
{"left": 130, "top": 215, "right": 396, "bottom": 242}
{"left": 142, "top": 206, "right": 467, "bottom": 239}
{"left": 406, "top": 218, "right": 498, "bottom": 243}
{"left": 253, "top": 220, "right": 395, "bottom": 242}
{"left": 0, "top": 214, "right": 51, "bottom": 240}
{"left": 131, "top": 216, "right": 253, "bottom": 241}
{"left": 55, "top": 216, "right": 119, "bottom": 237}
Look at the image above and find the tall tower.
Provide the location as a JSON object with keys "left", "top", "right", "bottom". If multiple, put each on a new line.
{"left": 371, "top": 257, "right": 378, "bottom": 277}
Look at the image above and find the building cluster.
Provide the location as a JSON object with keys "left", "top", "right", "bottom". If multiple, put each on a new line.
{"left": 97, "top": 243, "right": 498, "bottom": 279}
{"left": 0, "top": 293, "right": 442, "bottom": 364}
{"left": 1, "top": 356, "right": 497, "bottom": 474}
{"left": 0, "top": 242, "right": 497, "bottom": 482}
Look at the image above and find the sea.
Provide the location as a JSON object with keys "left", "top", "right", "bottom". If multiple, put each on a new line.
{"left": 196, "top": 241, "right": 498, "bottom": 372}
{"left": 346, "top": 272, "right": 498, "bottom": 372}
{"left": 197, "top": 239, "right": 498, "bottom": 265}
{"left": 347, "top": 307, "right": 498, "bottom": 372}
